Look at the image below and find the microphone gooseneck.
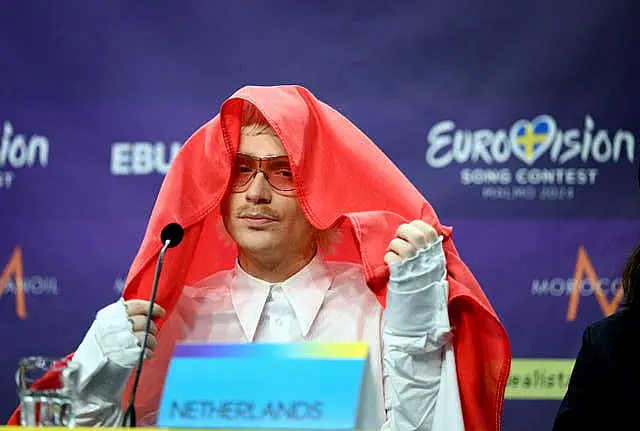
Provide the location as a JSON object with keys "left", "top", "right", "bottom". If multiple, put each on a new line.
{"left": 122, "top": 223, "right": 184, "bottom": 427}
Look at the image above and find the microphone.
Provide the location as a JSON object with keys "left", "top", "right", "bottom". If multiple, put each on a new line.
{"left": 122, "top": 222, "right": 184, "bottom": 427}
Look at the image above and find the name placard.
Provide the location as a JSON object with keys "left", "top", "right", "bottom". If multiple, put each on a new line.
{"left": 157, "top": 342, "right": 370, "bottom": 430}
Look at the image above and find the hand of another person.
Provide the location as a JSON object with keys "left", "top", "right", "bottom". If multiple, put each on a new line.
{"left": 384, "top": 220, "right": 439, "bottom": 266}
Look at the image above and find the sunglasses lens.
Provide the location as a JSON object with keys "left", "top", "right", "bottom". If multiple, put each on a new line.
{"left": 265, "top": 167, "right": 294, "bottom": 191}
{"left": 231, "top": 163, "right": 255, "bottom": 190}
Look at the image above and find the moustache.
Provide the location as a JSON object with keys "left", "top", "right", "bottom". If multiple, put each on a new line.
{"left": 236, "top": 205, "right": 280, "bottom": 220}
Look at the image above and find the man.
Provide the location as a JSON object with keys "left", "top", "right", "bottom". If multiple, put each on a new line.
{"left": 7, "top": 85, "right": 511, "bottom": 430}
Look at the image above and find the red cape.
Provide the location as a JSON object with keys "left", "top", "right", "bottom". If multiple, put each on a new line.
{"left": 7, "top": 85, "right": 511, "bottom": 429}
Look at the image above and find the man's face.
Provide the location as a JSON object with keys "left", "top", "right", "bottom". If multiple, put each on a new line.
{"left": 221, "top": 133, "right": 316, "bottom": 257}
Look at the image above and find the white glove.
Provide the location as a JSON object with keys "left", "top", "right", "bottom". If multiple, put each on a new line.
{"left": 93, "top": 299, "right": 144, "bottom": 368}
{"left": 71, "top": 299, "right": 166, "bottom": 396}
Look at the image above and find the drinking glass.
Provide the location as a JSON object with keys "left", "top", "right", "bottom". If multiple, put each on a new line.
{"left": 15, "top": 356, "right": 80, "bottom": 427}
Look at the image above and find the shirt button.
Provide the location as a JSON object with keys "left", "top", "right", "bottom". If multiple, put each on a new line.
{"left": 275, "top": 318, "right": 283, "bottom": 326}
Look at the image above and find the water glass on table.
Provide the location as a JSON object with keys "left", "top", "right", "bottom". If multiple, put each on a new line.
{"left": 15, "top": 356, "right": 80, "bottom": 427}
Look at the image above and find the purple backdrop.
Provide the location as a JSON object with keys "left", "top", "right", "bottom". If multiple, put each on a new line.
{"left": 1, "top": 1, "right": 639, "bottom": 429}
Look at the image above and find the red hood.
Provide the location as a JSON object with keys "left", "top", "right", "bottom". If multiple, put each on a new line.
{"left": 121, "top": 85, "right": 440, "bottom": 307}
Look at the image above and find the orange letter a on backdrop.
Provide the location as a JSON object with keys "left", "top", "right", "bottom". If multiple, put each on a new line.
{"left": 566, "top": 246, "right": 623, "bottom": 322}
{"left": 0, "top": 246, "right": 27, "bottom": 319}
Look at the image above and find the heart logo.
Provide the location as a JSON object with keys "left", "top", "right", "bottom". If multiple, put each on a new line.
{"left": 509, "top": 115, "right": 556, "bottom": 165}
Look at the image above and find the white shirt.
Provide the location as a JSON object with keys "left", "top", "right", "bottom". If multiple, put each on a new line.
{"left": 70, "top": 237, "right": 464, "bottom": 430}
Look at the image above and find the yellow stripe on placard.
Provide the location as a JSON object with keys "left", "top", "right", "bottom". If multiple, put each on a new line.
{"left": 506, "top": 358, "right": 576, "bottom": 400}
{"left": 310, "top": 342, "right": 369, "bottom": 358}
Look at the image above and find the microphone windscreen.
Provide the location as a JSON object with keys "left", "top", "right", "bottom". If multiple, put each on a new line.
{"left": 160, "top": 223, "right": 184, "bottom": 248}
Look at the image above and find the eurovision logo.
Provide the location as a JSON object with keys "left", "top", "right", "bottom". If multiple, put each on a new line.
{"left": 425, "top": 115, "right": 635, "bottom": 201}
{"left": 0, "top": 121, "right": 50, "bottom": 189}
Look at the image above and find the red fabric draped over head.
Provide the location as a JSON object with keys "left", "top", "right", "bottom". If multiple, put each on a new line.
{"left": 7, "top": 85, "right": 511, "bottom": 430}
